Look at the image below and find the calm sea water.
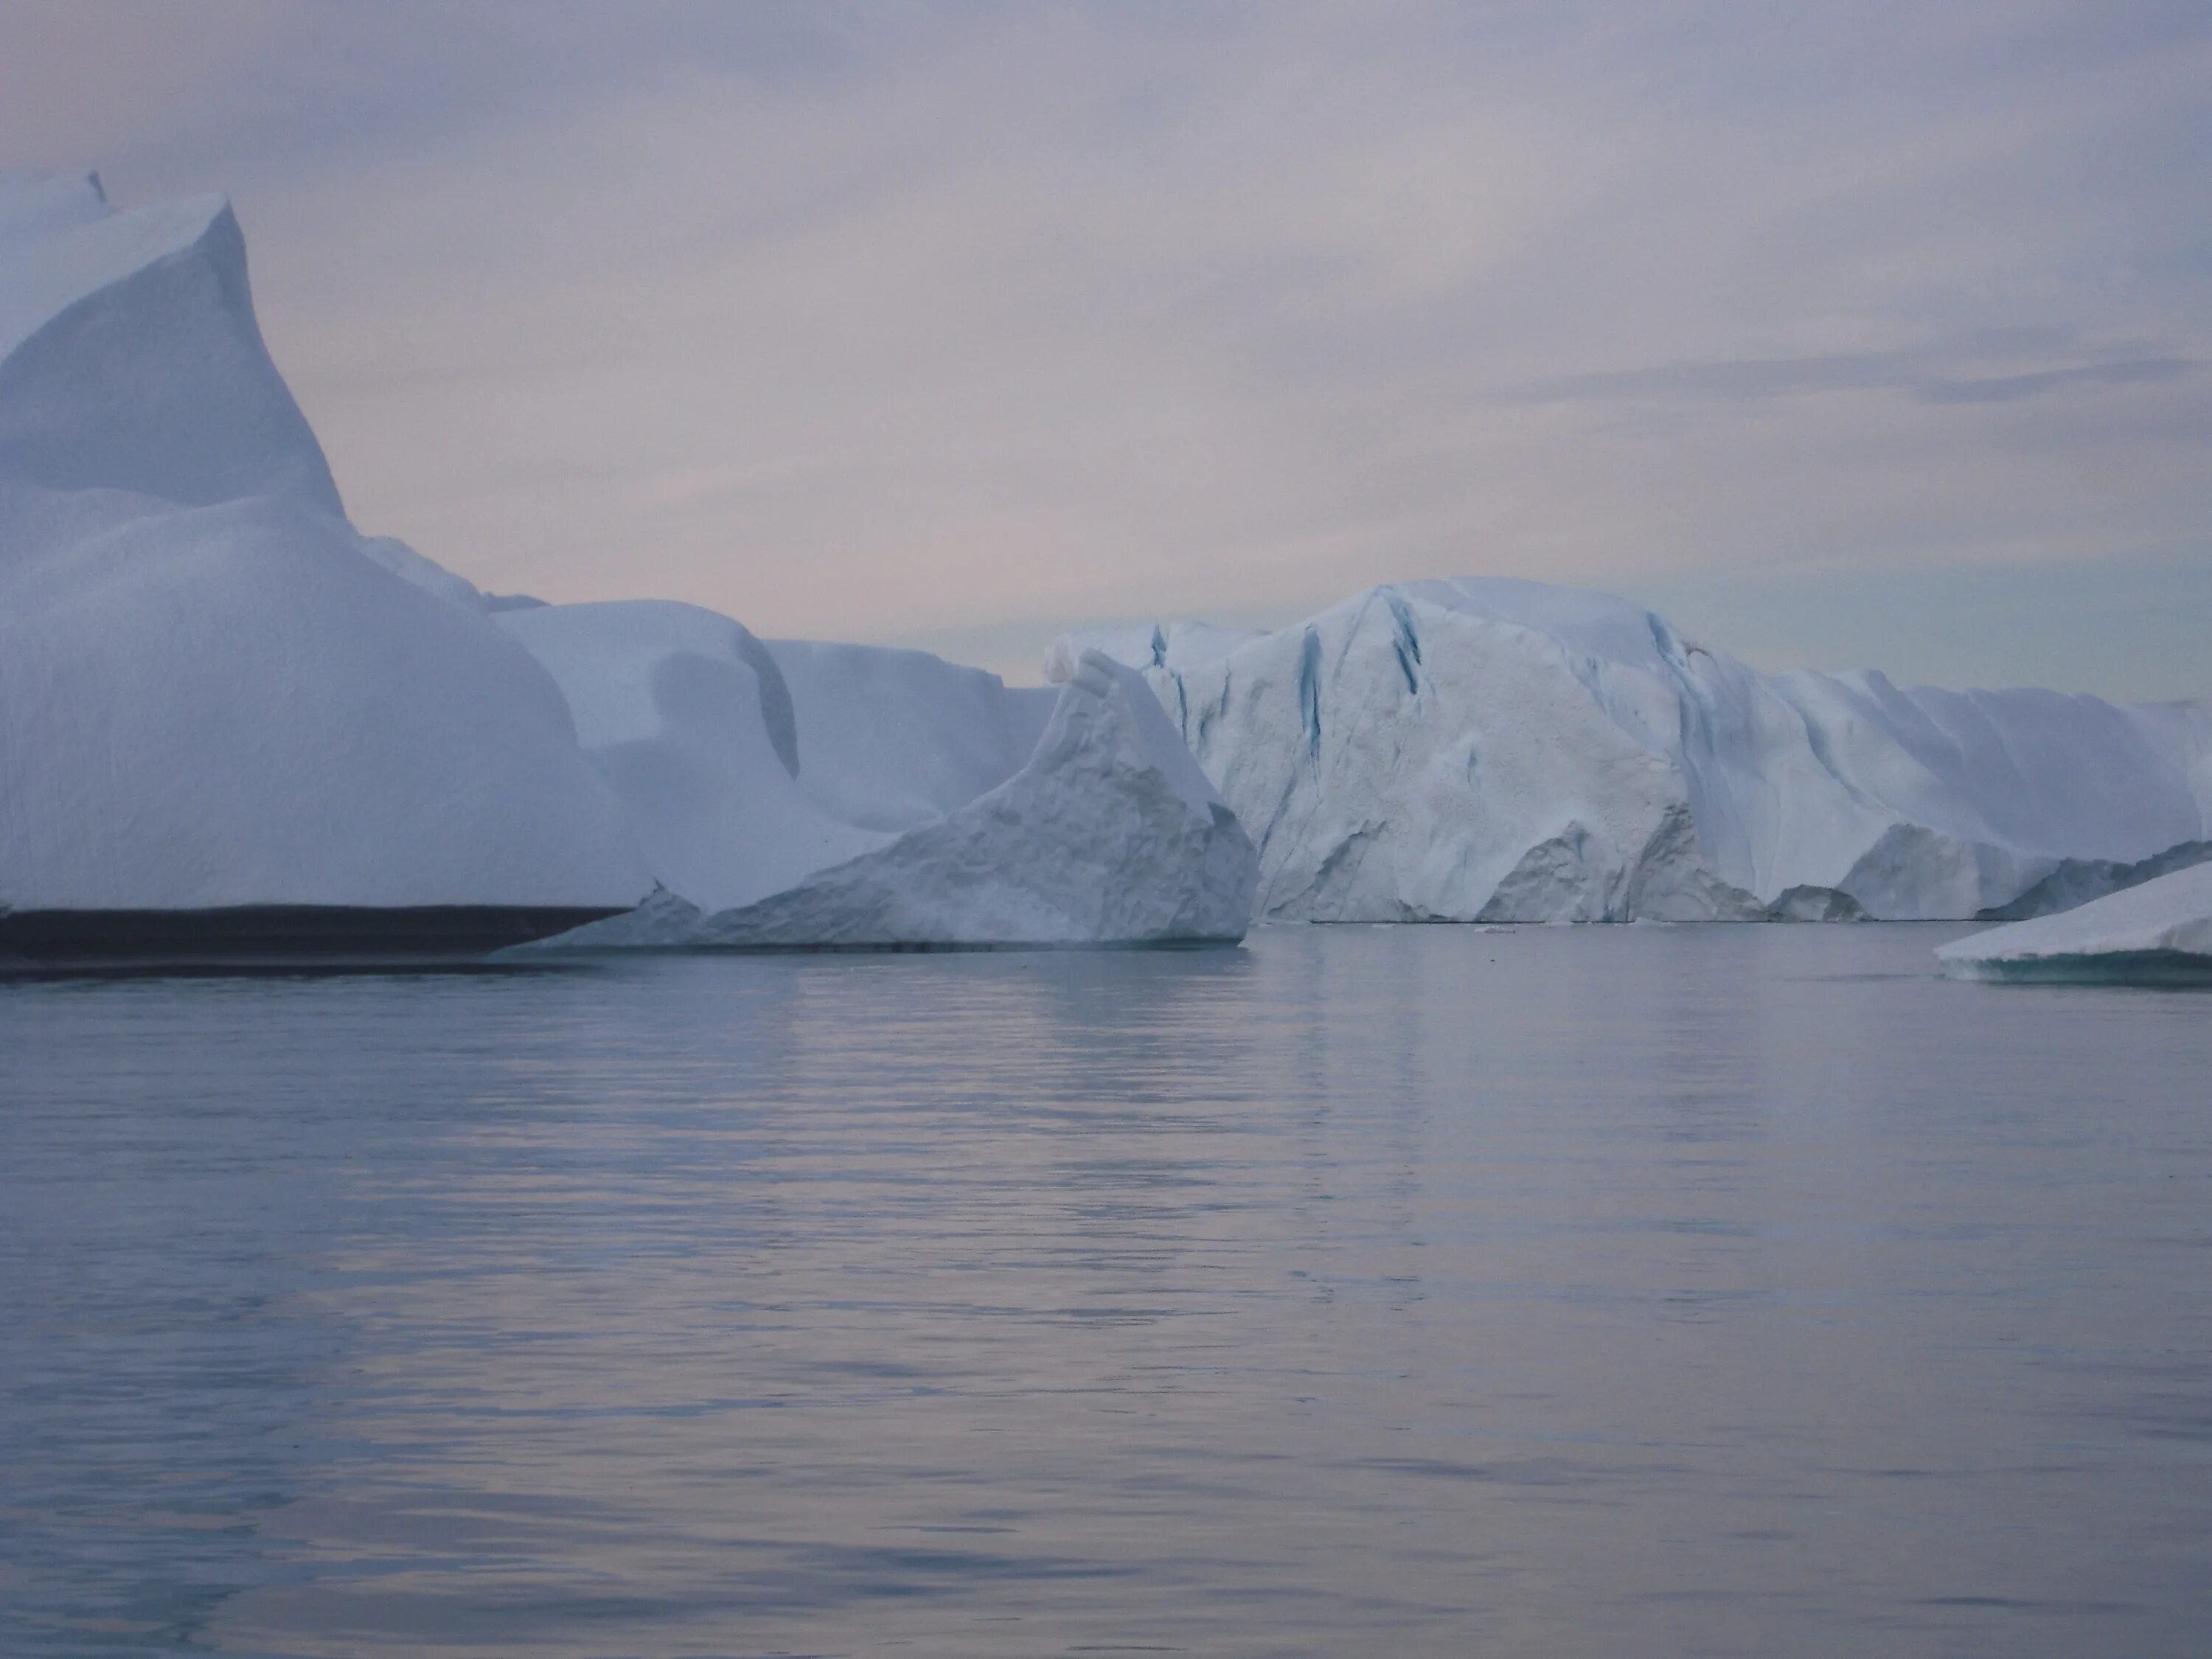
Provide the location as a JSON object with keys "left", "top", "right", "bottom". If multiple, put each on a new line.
{"left": 2, "top": 923, "right": 2208, "bottom": 1658}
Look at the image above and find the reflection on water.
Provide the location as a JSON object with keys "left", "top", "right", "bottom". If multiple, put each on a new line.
{"left": 2, "top": 925, "right": 2208, "bottom": 1657}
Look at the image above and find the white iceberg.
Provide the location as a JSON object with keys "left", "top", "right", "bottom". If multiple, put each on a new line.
{"left": 0, "top": 173, "right": 650, "bottom": 954}
{"left": 1937, "top": 861, "right": 2212, "bottom": 984}
{"left": 1052, "top": 579, "right": 2212, "bottom": 922}
{"left": 0, "top": 170, "right": 1257, "bottom": 958}
{"left": 498, "top": 608, "right": 1256, "bottom": 950}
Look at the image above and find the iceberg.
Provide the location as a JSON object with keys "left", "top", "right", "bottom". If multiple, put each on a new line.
{"left": 1051, "top": 579, "right": 2212, "bottom": 922}
{"left": 0, "top": 171, "right": 1256, "bottom": 959}
{"left": 1937, "top": 861, "right": 2212, "bottom": 984}
{"left": 498, "top": 610, "right": 1256, "bottom": 950}
{"left": 0, "top": 173, "right": 655, "bottom": 959}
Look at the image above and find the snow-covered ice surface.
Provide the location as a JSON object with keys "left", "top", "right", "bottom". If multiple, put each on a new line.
{"left": 0, "top": 487, "right": 647, "bottom": 914}
{"left": 1937, "top": 861, "right": 2212, "bottom": 984}
{"left": 0, "top": 173, "right": 650, "bottom": 931}
{"left": 518, "top": 649, "right": 1256, "bottom": 950}
{"left": 1054, "top": 579, "right": 2212, "bottom": 922}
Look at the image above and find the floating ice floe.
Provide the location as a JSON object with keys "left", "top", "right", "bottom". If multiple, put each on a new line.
{"left": 1052, "top": 579, "right": 2212, "bottom": 922}
{"left": 1937, "top": 860, "right": 2212, "bottom": 984}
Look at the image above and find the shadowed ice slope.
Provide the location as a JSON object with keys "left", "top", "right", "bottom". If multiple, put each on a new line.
{"left": 0, "top": 173, "right": 341, "bottom": 514}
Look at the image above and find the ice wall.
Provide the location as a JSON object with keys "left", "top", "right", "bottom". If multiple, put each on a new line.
{"left": 1054, "top": 580, "right": 2212, "bottom": 922}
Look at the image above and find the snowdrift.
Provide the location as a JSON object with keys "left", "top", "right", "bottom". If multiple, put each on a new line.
{"left": 1938, "top": 861, "right": 2212, "bottom": 984}
{"left": 1051, "top": 580, "right": 2212, "bottom": 922}
{"left": 0, "top": 173, "right": 649, "bottom": 958}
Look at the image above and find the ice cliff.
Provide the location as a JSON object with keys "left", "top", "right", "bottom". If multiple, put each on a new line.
{"left": 1051, "top": 579, "right": 2212, "bottom": 922}
{"left": 1938, "top": 860, "right": 2212, "bottom": 984}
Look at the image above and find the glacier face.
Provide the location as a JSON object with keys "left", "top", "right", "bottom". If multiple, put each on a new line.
{"left": 1052, "top": 579, "right": 2212, "bottom": 922}
{"left": 1938, "top": 860, "right": 2212, "bottom": 983}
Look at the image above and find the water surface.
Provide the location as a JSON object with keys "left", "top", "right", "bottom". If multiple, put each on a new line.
{"left": 3, "top": 924, "right": 2208, "bottom": 1656}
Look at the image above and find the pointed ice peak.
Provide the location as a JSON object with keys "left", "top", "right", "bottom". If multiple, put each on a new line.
{"left": 0, "top": 178, "right": 234, "bottom": 359}
{"left": 0, "top": 171, "right": 342, "bottom": 516}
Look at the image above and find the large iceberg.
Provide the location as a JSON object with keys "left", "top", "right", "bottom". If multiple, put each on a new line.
{"left": 1051, "top": 579, "right": 2212, "bottom": 922}
{"left": 0, "top": 174, "right": 650, "bottom": 960}
{"left": 0, "top": 172, "right": 1257, "bottom": 959}
{"left": 496, "top": 604, "right": 1256, "bottom": 950}
{"left": 1938, "top": 861, "right": 2212, "bottom": 984}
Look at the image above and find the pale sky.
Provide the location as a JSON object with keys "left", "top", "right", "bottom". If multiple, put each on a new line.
{"left": 6, "top": 1, "right": 2209, "bottom": 695}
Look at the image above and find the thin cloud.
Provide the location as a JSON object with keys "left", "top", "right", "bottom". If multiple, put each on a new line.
{"left": 1918, "top": 358, "right": 2199, "bottom": 404}
{"left": 1499, "top": 345, "right": 2200, "bottom": 407}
